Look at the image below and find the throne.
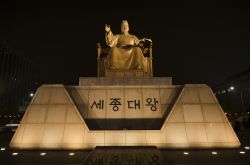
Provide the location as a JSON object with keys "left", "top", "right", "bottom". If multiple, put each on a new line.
{"left": 97, "top": 42, "right": 153, "bottom": 78}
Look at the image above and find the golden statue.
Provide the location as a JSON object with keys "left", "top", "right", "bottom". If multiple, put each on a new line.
{"left": 105, "top": 20, "right": 152, "bottom": 70}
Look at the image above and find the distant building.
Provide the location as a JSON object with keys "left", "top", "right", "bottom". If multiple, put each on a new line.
{"left": 213, "top": 68, "right": 250, "bottom": 113}
{"left": 0, "top": 42, "right": 40, "bottom": 115}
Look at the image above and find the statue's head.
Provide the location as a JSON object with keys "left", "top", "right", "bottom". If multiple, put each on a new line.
{"left": 121, "top": 20, "right": 129, "bottom": 33}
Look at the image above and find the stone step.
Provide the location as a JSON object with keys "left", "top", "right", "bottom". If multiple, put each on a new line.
{"left": 83, "top": 146, "right": 163, "bottom": 165}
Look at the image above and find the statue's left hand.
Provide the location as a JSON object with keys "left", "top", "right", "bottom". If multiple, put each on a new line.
{"left": 139, "top": 38, "right": 145, "bottom": 42}
{"left": 144, "top": 38, "right": 152, "bottom": 42}
{"left": 139, "top": 38, "right": 152, "bottom": 43}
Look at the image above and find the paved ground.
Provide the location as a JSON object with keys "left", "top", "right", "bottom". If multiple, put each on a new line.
{"left": 0, "top": 131, "right": 250, "bottom": 165}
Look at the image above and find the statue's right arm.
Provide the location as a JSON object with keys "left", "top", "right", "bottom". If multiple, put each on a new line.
{"left": 105, "top": 30, "right": 113, "bottom": 46}
{"left": 105, "top": 24, "right": 119, "bottom": 47}
{"left": 105, "top": 29, "right": 118, "bottom": 47}
{"left": 105, "top": 24, "right": 113, "bottom": 46}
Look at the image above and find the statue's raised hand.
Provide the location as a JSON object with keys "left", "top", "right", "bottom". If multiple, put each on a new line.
{"left": 105, "top": 24, "right": 111, "bottom": 33}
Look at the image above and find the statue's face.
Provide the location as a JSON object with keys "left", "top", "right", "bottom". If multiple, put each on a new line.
{"left": 121, "top": 21, "right": 129, "bottom": 33}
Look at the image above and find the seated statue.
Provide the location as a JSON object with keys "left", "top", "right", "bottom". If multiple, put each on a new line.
{"left": 105, "top": 20, "right": 152, "bottom": 71}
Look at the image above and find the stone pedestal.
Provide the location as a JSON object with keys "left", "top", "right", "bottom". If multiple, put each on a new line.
{"left": 10, "top": 79, "right": 241, "bottom": 149}
{"left": 79, "top": 77, "right": 173, "bottom": 86}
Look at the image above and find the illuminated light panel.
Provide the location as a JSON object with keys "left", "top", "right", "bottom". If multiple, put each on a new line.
{"left": 40, "top": 152, "right": 46, "bottom": 156}
{"left": 212, "top": 151, "right": 218, "bottom": 155}
{"left": 183, "top": 152, "right": 189, "bottom": 155}
{"left": 12, "top": 152, "right": 18, "bottom": 156}
{"left": 244, "top": 146, "right": 250, "bottom": 150}
{"left": 6, "top": 123, "right": 19, "bottom": 127}
{"left": 239, "top": 151, "right": 245, "bottom": 154}
{"left": 68, "top": 152, "right": 75, "bottom": 156}
{"left": 0, "top": 147, "right": 6, "bottom": 151}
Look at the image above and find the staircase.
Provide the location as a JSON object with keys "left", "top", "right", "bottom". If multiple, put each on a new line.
{"left": 82, "top": 146, "right": 163, "bottom": 165}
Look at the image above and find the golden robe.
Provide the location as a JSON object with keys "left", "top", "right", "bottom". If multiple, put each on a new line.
{"left": 106, "top": 33, "right": 145, "bottom": 70}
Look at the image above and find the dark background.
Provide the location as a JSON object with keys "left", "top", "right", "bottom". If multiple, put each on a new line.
{"left": 0, "top": 0, "right": 250, "bottom": 86}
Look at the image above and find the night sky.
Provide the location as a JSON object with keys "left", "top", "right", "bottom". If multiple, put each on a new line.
{"left": 1, "top": 0, "right": 250, "bottom": 86}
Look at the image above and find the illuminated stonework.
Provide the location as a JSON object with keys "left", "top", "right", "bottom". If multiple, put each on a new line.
{"left": 10, "top": 82, "right": 240, "bottom": 149}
